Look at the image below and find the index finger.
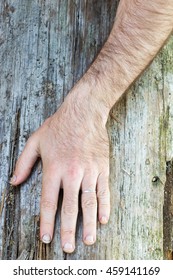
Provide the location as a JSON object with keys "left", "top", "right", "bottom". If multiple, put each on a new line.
{"left": 40, "top": 164, "right": 61, "bottom": 243}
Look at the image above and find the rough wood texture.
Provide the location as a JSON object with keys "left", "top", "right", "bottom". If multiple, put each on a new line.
{"left": 0, "top": 0, "right": 173, "bottom": 260}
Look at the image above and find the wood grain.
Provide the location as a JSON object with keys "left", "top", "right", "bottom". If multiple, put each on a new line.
{"left": 0, "top": 0, "right": 173, "bottom": 260}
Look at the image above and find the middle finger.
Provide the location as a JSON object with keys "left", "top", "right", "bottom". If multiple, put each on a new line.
{"left": 61, "top": 171, "right": 82, "bottom": 253}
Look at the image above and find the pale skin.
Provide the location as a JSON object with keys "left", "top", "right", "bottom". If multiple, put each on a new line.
{"left": 10, "top": 0, "right": 173, "bottom": 253}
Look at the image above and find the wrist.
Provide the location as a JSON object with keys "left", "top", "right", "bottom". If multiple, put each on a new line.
{"left": 64, "top": 77, "right": 110, "bottom": 126}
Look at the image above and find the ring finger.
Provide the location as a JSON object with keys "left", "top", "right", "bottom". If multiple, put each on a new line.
{"left": 81, "top": 173, "right": 97, "bottom": 245}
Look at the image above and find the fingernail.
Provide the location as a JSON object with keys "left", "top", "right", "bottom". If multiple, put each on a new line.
{"left": 85, "top": 235, "right": 94, "bottom": 244}
{"left": 63, "top": 243, "right": 74, "bottom": 252}
{"left": 42, "top": 233, "right": 51, "bottom": 244}
{"left": 10, "top": 175, "right": 17, "bottom": 184}
{"left": 100, "top": 216, "right": 108, "bottom": 224}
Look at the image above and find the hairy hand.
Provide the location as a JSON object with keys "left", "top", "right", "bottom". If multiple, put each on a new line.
{"left": 10, "top": 80, "right": 110, "bottom": 253}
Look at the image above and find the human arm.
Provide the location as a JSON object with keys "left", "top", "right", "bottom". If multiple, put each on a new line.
{"left": 11, "top": 0, "right": 173, "bottom": 253}
{"left": 83, "top": 0, "right": 173, "bottom": 110}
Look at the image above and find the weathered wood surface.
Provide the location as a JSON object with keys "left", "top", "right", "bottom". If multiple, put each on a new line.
{"left": 0, "top": 0, "right": 173, "bottom": 260}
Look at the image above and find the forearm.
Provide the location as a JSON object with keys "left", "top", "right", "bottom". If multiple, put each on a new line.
{"left": 84, "top": 0, "right": 173, "bottom": 111}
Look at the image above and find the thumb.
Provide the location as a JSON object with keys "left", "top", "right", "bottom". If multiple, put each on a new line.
{"left": 10, "top": 133, "right": 40, "bottom": 186}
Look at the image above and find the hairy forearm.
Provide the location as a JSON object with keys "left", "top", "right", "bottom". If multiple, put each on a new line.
{"left": 84, "top": 0, "right": 173, "bottom": 111}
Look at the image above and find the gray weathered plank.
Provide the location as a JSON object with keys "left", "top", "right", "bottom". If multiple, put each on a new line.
{"left": 0, "top": 0, "right": 173, "bottom": 260}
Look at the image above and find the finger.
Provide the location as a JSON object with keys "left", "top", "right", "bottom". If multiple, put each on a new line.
{"left": 82, "top": 173, "right": 97, "bottom": 246}
{"left": 61, "top": 169, "right": 82, "bottom": 253}
{"left": 10, "top": 133, "right": 39, "bottom": 186}
{"left": 97, "top": 171, "right": 110, "bottom": 224}
{"left": 40, "top": 164, "right": 60, "bottom": 244}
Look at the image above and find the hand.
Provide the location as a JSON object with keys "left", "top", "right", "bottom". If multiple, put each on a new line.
{"left": 10, "top": 79, "right": 110, "bottom": 253}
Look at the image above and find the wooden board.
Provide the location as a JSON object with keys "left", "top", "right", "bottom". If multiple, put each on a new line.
{"left": 0, "top": 0, "right": 173, "bottom": 260}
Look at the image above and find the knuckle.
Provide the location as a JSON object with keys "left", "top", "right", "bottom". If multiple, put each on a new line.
{"left": 24, "top": 133, "right": 39, "bottom": 155}
{"left": 82, "top": 196, "right": 97, "bottom": 209}
{"left": 41, "top": 200, "right": 57, "bottom": 212}
{"left": 61, "top": 228, "right": 75, "bottom": 236}
{"left": 98, "top": 171, "right": 110, "bottom": 184}
{"left": 43, "top": 163, "right": 59, "bottom": 179}
{"left": 41, "top": 221, "right": 53, "bottom": 227}
{"left": 97, "top": 188, "right": 110, "bottom": 206}
{"left": 101, "top": 170, "right": 110, "bottom": 179}
{"left": 16, "top": 156, "right": 25, "bottom": 170}
{"left": 48, "top": 163, "right": 59, "bottom": 174}
{"left": 97, "top": 187, "right": 110, "bottom": 199}
{"left": 63, "top": 204, "right": 78, "bottom": 216}
{"left": 63, "top": 194, "right": 78, "bottom": 216}
{"left": 66, "top": 165, "right": 82, "bottom": 181}
{"left": 84, "top": 165, "right": 98, "bottom": 176}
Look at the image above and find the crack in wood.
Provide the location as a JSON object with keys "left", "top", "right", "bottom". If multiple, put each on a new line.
{"left": 163, "top": 160, "right": 173, "bottom": 260}
{"left": 0, "top": 189, "right": 6, "bottom": 216}
{"left": 2, "top": 109, "right": 21, "bottom": 259}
